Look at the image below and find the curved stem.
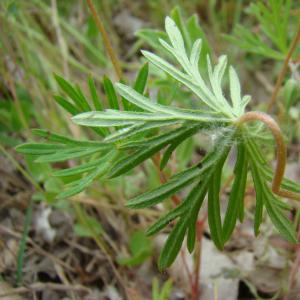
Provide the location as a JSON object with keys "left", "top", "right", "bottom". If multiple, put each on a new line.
{"left": 235, "top": 111, "right": 300, "bottom": 201}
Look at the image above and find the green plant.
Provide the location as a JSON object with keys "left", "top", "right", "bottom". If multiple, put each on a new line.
{"left": 227, "top": 0, "right": 299, "bottom": 60}
{"left": 117, "top": 230, "right": 152, "bottom": 267}
{"left": 16, "top": 14, "right": 300, "bottom": 271}
{"left": 152, "top": 277, "right": 173, "bottom": 300}
{"left": 226, "top": 0, "right": 300, "bottom": 112}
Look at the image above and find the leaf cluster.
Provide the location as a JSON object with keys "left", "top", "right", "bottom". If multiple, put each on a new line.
{"left": 226, "top": 0, "right": 299, "bottom": 60}
{"left": 16, "top": 12, "right": 300, "bottom": 270}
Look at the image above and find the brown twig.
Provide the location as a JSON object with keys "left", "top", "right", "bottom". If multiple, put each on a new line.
{"left": 267, "top": 24, "right": 300, "bottom": 113}
{"left": 86, "top": 0, "right": 122, "bottom": 80}
{"left": 236, "top": 111, "right": 300, "bottom": 201}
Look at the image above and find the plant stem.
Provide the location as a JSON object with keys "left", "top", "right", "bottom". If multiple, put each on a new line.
{"left": 152, "top": 153, "right": 180, "bottom": 205}
{"left": 236, "top": 111, "right": 300, "bottom": 201}
{"left": 267, "top": 24, "right": 300, "bottom": 113}
{"left": 191, "top": 218, "right": 205, "bottom": 300}
{"left": 86, "top": 0, "right": 122, "bottom": 80}
{"left": 283, "top": 227, "right": 300, "bottom": 300}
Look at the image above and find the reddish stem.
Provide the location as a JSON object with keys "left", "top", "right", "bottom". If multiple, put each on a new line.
{"left": 236, "top": 111, "right": 300, "bottom": 201}
{"left": 152, "top": 153, "right": 180, "bottom": 205}
{"left": 191, "top": 217, "right": 205, "bottom": 300}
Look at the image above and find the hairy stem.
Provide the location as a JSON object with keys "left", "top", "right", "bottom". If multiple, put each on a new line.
{"left": 86, "top": 0, "right": 122, "bottom": 80}
{"left": 236, "top": 111, "right": 300, "bottom": 201}
{"left": 267, "top": 24, "right": 300, "bottom": 113}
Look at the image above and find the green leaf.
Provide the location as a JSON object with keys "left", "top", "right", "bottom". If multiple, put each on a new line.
{"left": 35, "top": 146, "right": 111, "bottom": 163}
{"left": 229, "top": 66, "right": 242, "bottom": 115}
{"left": 57, "top": 163, "right": 109, "bottom": 199}
{"left": 75, "top": 84, "right": 92, "bottom": 111}
{"left": 74, "top": 216, "right": 103, "bottom": 237}
{"left": 225, "top": 25, "right": 284, "bottom": 60}
{"left": 117, "top": 230, "right": 152, "bottom": 267}
{"left": 158, "top": 279, "right": 173, "bottom": 300}
{"left": 134, "top": 62, "right": 149, "bottom": 94}
{"left": 109, "top": 126, "right": 200, "bottom": 178}
{"left": 264, "top": 190, "right": 297, "bottom": 243}
{"left": 15, "top": 143, "right": 64, "bottom": 155}
{"left": 189, "top": 39, "right": 202, "bottom": 69}
{"left": 72, "top": 110, "right": 181, "bottom": 127}
{"left": 158, "top": 216, "right": 189, "bottom": 270}
{"left": 152, "top": 278, "right": 160, "bottom": 300}
{"left": 152, "top": 277, "right": 173, "bottom": 300}
{"left": 88, "top": 76, "right": 103, "bottom": 111}
{"left": 264, "top": 167, "right": 300, "bottom": 194}
{"left": 165, "top": 16, "right": 185, "bottom": 52}
{"left": 223, "top": 143, "right": 248, "bottom": 242}
{"left": 120, "top": 125, "right": 199, "bottom": 150}
{"left": 126, "top": 165, "right": 203, "bottom": 209}
{"left": 126, "top": 133, "right": 233, "bottom": 209}
{"left": 146, "top": 198, "right": 189, "bottom": 236}
{"left": 250, "top": 161, "right": 264, "bottom": 236}
{"left": 54, "top": 74, "right": 90, "bottom": 111}
{"left": 53, "top": 95, "right": 80, "bottom": 115}
{"left": 53, "top": 156, "right": 107, "bottom": 177}
{"left": 160, "top": 142, "right": 178, "bottom": 170}
{"left": 103, "top": 76, "right": 119, "bottom": 110}
{"left": 115, "top": 83, "right": 230, "bottom": 123}
{"left": 136, "top": 28, "right": 168, "bottom": 51}
{"left": 117, "top": 250, "right": 151, "bottom": 267}
{"left": 31, "top": 129, "right": 106, "bottom": 147}
{"left": 246, "top": 137, "right": 297, "bottom": 241}
{"left": 186, "top": 180, "right": 209, "bottom": 253}
{"left": 103, "top": 121, "right": 179, "bottom": 143}
{"left": 120, "top": 63, "right": 149, "bottom": 112}
{"left": 116, "top": 82, "right": 169, "bottom": 113}
{"left": 159, "top": 124, "right": 200, "bottom": 170}
{"left": 207, "top": 154, "right": 227, "bottom": 250}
